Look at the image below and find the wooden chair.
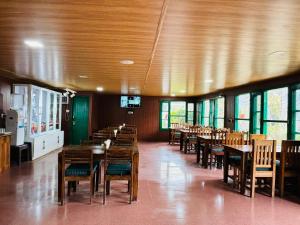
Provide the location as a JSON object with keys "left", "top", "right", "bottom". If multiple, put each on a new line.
{"left": 170, "top": 123, "right": 181, "bottom": 145}
{"left": 61, "top": 149, "right": 98, "bottom": 205}
{"left": 93, "top": 131, "right": 111, "bottom": 144}
{"left": 115, "top": 133, "right": 136, "bottom": 146}
{"left": 246, "top": 140, "right": 277, "bottom": 198}
{"left": 184, "top": 126, "right": 198, "bottom": 153}
{"left": 278, "top": 140, "right": 300, "bottom": 197}
{"left": 225, "top": 132, "right": 244, "bottom": 188}
{"left": 209, "top": 130, "right": 227, "bottom": 169}
{"left": 103, "top": 146, "right": 134, "bottom": 204}
{"left": 249, "top": 134, "right": 266, "bottom": 144}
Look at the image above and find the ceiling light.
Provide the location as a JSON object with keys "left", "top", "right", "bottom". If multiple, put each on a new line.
{"left": 180, "top": 90, "right": 186, "bottom": 93}
{"left": 24, "top": 39, "right": 44, "bottom": 48}
{"left": 171, "top": 93, "right": 176, "bottom": 97}
{"left": 204, "top": 79, "right": 214, "bottom": 83}
{"left": 96, "top": 86, "right": 104, "bottom": 92}
{"left": 129, "top": 87, "right": 137, "bottom": 90}
{"left": 120, "top": 59, "right": 134, "bottom": 65}
{"left": 79, "top": 75, "right": 88, "bottom": 79}
{"left": 70, "top": 93, "right": 75, "bottom": 98}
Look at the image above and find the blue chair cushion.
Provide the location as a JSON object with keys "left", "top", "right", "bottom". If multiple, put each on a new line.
{"left": 229, "top": 156, "right": 241, "bottom": 165}
{"left": 65, "top": 162, "right": 98, "bottom": 176}
{"left": 106, "top": 162, "right": 131, "bottom": 176}
{"left": 211, "top": 147, "right": 224, "bottom": 153}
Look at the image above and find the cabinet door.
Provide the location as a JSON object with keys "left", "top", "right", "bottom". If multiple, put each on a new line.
{"left": 40, "top": 90, "right": 49, "bottom": 133}
{"left": 31, "top": 87, "right": 40, "bottom": 135}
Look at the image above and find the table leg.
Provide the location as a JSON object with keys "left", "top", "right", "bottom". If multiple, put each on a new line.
{"left": 180, "top": 132, "right": 183, "bottom": 151}
{"left": 203, "top": 142, "right": 209, "bottom": 169}
{"left": 196, "top": 139, "right": 200, "bottom": 164}
{"left": 240, "top": 153, "right": 246, "bottom": 195}
{"left": 223, "top": 147, "right": 229, "bottom": 183}
{"left": 58, "top": 154, "right": 62, "bottom": 202}
{"left": 132, "top": 152, "right": 139, "bottom": 201}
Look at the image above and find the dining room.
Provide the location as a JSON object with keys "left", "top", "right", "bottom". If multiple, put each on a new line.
{"left": 1, "top": 0, "right": 300, "bottom": 225}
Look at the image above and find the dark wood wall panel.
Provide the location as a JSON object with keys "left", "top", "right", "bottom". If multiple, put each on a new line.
{"left": 0, "top": 78, "right": 12, "bottom": 127}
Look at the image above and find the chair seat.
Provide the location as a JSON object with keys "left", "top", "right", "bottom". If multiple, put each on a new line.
{"left": 106, "top": 162, "right": 131, "bottom": 175}
{"left": 65, "top": 162, "right": 98, "bottom": 176}
{"left": 229, "top": 155, "right": 241, "bottom": 165}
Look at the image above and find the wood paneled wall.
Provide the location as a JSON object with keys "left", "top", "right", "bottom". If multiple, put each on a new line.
{"left": 0, "top": 78, "right": 11, "bottom": 128}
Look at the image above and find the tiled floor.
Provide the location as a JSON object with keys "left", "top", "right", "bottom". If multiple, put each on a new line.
{"left": 1, "top": 142, "right": 300, "bottom": 225}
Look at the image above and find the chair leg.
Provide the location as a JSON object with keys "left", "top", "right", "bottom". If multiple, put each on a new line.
{"left": 18, "top": 150, "right": 21, "bottom": 166}
{"left": 129, "top": 180, "right": 132, "bottom": 204}
{"left": 67, "top": 182, "right": 71, "bottom": 196}
{"left": 271, "top": 175, "right": 276, "bottom": 198}
{"left": 90, "top": 178, "right": 93, "bottom": 204}
{"left": 210, "top": 153, "right": 212, "bottom": 169}
{"left": 61, "top": 180, "right": 65, "bottom": 206}
{"left": 251, "top": 175, "right": 256, "bottom": 198}
{"left": 103, "top": 177, "right": 106, "bottom": 205}
{"left": 279, "top": 175, "right": 284, "bottom": 198}
{"left": 95, "top": 167, "right": 99, "bottom": 192}
{"left": 106, "top": 181, "right": 110, "bottom": 195}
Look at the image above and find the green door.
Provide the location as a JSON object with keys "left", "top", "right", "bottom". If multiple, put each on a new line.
{"left": 71, "top": 96, "right": 89, "bottom": 145}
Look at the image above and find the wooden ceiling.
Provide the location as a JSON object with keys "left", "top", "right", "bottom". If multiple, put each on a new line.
{"left": 0, "top": 0, "right": 300, "bottom": 96}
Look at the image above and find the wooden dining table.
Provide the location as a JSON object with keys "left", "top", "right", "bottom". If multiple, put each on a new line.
{"left": 196, "top": 135, "right": 211, "bottom": 168}
{"left": 179, "top": 129, "right": 190, "bottom": 151}
{"left": 57, "top": 144, "right": 139, "bottom": 202}
{"left": 223, "top": 144, "right": 281, "bottom": 195}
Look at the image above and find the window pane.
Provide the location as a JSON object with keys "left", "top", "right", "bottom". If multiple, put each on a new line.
{"left": 203, "top": 100, "right": 209, "bottom": 117}
{"left": 295, "top": 112, "right": 300, "bottom": 133}
{"left": 188, "top": 103, "right": 194, "bottom": 111}
{"left": 162, "top": 120, "right": 168, "bottom": 129}
{"left": 215, "top": 119, "right": 224, "bottom": 128}
{"left": 236, "top": 120, "right": 250, "bottom": 132}
{"left": 216, "top": 97, "right": 225, "bottom": 118}
{"left": 170, "top": 102, "right": 186, "bottom": 116}
{"left": 264, "top": 122, "right": 287, "bottom": 143}
{"left": 188, "top": 112, "right": 194, "bottom": 121}
{"left": 203, "top": 118, "right": 209, "bottom": 126}
{"left": 162, "top": 112, "right": 168, "bottom": 120}
{"left": 296, "top": 90, "right": 300, "bottom": 111}
{"left": 236, "top": 94, "right": 250, "bottom": 119}
{"left": 162, "top": 102, "right": 169, "bottom": 112}
{"left": 265, "top": 87, "right": 288, "bottom": 121}
{"left": 171, "top": 116, "right": 186, "bottom": 124}
{"left": 295, "top": 134, "right": 300, "bottom": 141}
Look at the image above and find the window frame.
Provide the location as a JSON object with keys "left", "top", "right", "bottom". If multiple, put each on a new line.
{"left": 214, "top": 97, "right": 225, "bottom": 129}
{"left": 235, "top": 93, "right": 251, "bottom": 132}
{"left": 262, "top": 87, "right": 289, "bottom": 141}
{"left": 159, "top": 100, "right": 194, "bottom": 131}
{"left": 201, "top": 100, "right": 210, "bottom": 127}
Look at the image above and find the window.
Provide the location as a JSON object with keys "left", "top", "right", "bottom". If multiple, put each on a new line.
{"left": 160, "top": 101, "right": 169, "bottom": 129}
{"left": 235, "top": 93, "right": 250, "bottom": 132}
{"left": 292, "top": 88, "right": 300, "bottom": 140}
{"left": 202, "top": 100, "right": 210, "bottom": 126}
{"left": 209, "top": 100, "right": 215, "bottom": 127}
{"left": 196, "top": 102, "right": 202, "bottom": 125}
{"left": 187, "top": 103, "right": 194, "bottom": 125}
{"left": 214, "top": 97, "right": 225, "bottom": 128}
{"left": 263, "top": 87, "right": 288, "bottom": 143}
{"left": 252, "top": 94, "right": 261, "bottom": 134}
{"left": 160, "top": 101, "right": 187, "bottom": 130}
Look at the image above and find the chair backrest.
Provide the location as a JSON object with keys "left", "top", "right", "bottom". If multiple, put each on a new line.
{"left": 252, "top": 140, "right": 276, "bottom": 170}
{"left": 81, "top": 139, "right": 102, "bottom": 145}
{"left": 281, "top": 140, "right": 300, "bottom": 170}
{"left": 249, "top": 134, "right": 266, "bottom": 144}
{"left": 116, "top": 133, "right": 136, "bottom": 145}
{"left": 210, "top": 130, "right": 226, "bottom": 146}
{"left": 62, "top": 149, "right": 93, "bottom": 177}
{"left": 225, "top": 132, "right": 243, "bottom": 145}
{"left": 104, "top": 146, "right": 133, "bottom": 166}
{"left": 200, "top": 127, "right": 212, "bottom": 136}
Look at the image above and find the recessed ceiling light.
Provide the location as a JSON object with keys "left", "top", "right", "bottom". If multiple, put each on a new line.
{"left": 120, "top": 59, "right": 134, "bottom": 65}
{"left": 180, "top": 90, "right": 186, "bottom": 93}
{"left": 24, "top": 39, "right": 44, "bottom": 48}
{"left": 171, "top": 93, "right": 176, "bottom": 97}
{"left": 96, "top": 86, "right": 104, "bottom": 92}
{"left": 204, "top": 79, "right": 214, "bottom": 83}
{"left": 129, "top": 87, "right": 137, "bottom": 90}
{"left": 79, "top": 75, "right": 88, "bottom": 79}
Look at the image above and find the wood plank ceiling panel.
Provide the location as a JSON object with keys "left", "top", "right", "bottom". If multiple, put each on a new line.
{"left": 0, "top": 0, "right": 300, "bottom": 96}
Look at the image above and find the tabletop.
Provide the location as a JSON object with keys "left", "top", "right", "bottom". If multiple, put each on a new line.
{"left": 224, "top": 144, "right": 282, "bottom": 153}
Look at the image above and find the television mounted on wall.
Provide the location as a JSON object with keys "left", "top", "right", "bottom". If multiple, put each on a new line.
{"left": 120, "top": 96, "right": 141, "bottom": 108}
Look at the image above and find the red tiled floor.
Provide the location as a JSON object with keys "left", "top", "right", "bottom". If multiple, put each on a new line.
{"left": 1, "top": 142, "right": 300, "bottom": 225}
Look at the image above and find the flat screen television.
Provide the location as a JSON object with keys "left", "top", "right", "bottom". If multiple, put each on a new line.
{"left": 120, "top": 96, "right": 141, "bottom": 108}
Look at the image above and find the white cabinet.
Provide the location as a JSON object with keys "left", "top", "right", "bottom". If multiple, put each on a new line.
{"left": 13, "top": 84, "right": 64, "bottom": 160}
